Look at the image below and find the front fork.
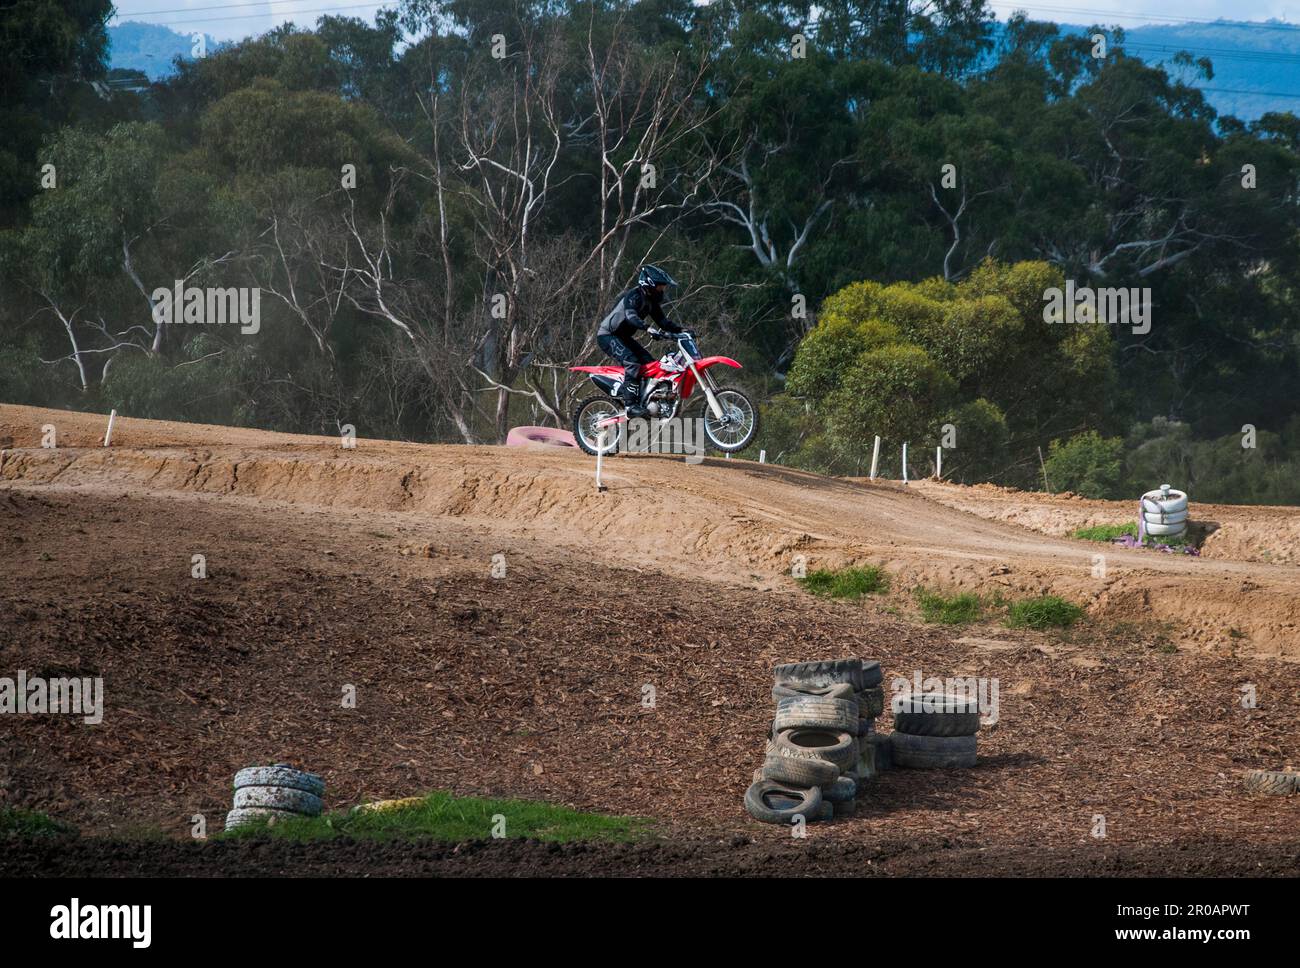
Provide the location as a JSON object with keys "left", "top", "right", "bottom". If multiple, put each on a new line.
{"left": 690, "top": 363, "right": 726, "bottom": 420}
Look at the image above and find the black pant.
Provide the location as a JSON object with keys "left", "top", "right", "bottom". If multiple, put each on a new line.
{"left": 597, "top": 332, "right": 653, "bottom": 396}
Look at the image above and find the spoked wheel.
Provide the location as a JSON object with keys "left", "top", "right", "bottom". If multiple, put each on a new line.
{"left": 700, "top": 386, "right": 759, "bottom": 453}
{"left": 572, "top": 396, "right": 623, "bottom": 456}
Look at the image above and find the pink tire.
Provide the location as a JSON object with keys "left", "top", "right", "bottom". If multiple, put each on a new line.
{"left": 505, "top": 426, "right": 578, "bottom": 449}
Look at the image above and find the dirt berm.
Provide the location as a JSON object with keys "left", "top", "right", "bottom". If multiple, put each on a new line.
{"left": 3, "top": 404, "right": 1297, "bottom": 658}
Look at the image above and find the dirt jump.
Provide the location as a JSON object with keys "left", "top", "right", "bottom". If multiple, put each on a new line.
{"left": 2, "top": 403, "right": 1299, "bottom": 877}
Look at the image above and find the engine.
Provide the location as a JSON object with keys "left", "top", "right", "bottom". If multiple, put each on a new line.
{"left": 645, "top": 383, "right": 678, "bottom": 417}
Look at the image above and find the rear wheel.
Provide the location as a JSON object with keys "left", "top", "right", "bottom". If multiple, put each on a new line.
{"left": 696, "top": 385, "right": 758, "bottom": 453}
{"left": 572, "top": 396, "right": 622, "bottom": 456}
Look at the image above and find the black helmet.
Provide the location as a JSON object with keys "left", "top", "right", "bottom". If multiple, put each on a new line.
{"left": 637, "top": 264, "right": 677, "bottom": 290}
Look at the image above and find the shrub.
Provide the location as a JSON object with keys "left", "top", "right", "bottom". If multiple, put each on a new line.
{"left": 1044, "top": 431, "right": 1125, "bottom": 498}
{"left": 1006, "top": 595, "right": 1084, "bottom": 629}
{"left": 915, "top": 589, "right": 983, "bottom": 624}
{"left": 798, "top": 565, "right": 889, "bottom": 599}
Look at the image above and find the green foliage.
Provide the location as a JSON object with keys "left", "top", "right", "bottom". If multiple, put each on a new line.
{"left": 1006, "top": 595, "right": 1084, "bottom": 629}
{"left": 0, "top": 808, "right": 77, "bottom": 838}
{"left": 915, "top": 589, "right": 984, "bottom": 624}
{"left": 1072, "top": 522, "right": 1138, "bottom": 542}
{"left": 1044, "top": 431, "right": 1125, "bottom": 498}
{"left": 797, "top": 565, "right": 890, "bottom": 599}
{"left": 218, "top": 790, "right": 647, "bottom": 843}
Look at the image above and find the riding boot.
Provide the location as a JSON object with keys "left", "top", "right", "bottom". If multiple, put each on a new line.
{"left": 621, "top": 379, "right": 648, "bottom": 418}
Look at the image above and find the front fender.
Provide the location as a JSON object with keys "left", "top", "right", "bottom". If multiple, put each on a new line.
{"left": 693, "top": 356, "right": 742, "bottom": 371}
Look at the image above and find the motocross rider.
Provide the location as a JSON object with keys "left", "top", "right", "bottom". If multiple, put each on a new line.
{"left": 595, "top": 264, "right": 684, "bottom": 418}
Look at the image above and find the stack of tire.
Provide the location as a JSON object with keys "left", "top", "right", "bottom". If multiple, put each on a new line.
{"left": 745, "top": 658, "right": 885, "bottom": 825}
{"left": 225, "top": 764, "right": 325, "bottom": 830}
{"left": 888, "top": 694, "right": 980, "bottom": 768}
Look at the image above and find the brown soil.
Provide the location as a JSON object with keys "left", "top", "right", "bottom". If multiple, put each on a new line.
{"left": 2, "top": 404, "right": 1299, "bottom": 876}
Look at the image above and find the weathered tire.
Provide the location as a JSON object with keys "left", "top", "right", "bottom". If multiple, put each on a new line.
{"left": 224, "top": 807, "right": 301, "bottom": 830}
{"left": 893, "top": 693, "right": 980, "bottom": 737}
{"left": 1242, "top": 769, "right": 1299, "bottom": 796}
{"left": 761, "top": 740, "right": 839, "bottom": 787}
{"left": 869, "top": 732, "right": 892, "bottom": 772}
{"left": 860, "top": 660, "right": 882, "bottom": 688}
{"left": 232, "top": 785, "right": 323, "bottom": 815}
{"left": 857, "top": 685, "right": 885, "bottom": 719}
{"left": 505, "top": 425, "right": 578, "bottom": 449}
{"left": 775, "top": 695, "right": 858, "bottom": 732}
{"left": 855, "top": 716, "right": 874, "bottom": 737}
{"left": 817, "top": 801, "right": 834, "bottom": 822}
{"left": 744, "top": 779, "right": 823, "bottom": 824}
{"left": 772, "top": 679, "right": 856, "bottom": 702}
{"left": 233, "top": 765, "right": 324, "bottom": 797}
{"left": 774, "top": 658, "right": 864, "bottom": 691}
{"left": 774, "top": 727, "right": 857, "bottom": 771}
{"left": 889, "top": 731, "right": 977, "bottom": 769}
{"left": 822, "top": 775, "right": 857, "bottom": 803}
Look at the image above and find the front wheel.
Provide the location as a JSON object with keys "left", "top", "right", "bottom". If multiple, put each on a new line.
{"left": 572, "top": 395, "right": 622, "bottom": 456}
{"left": 698, "top": 386, "right": 759, "bottom": 453}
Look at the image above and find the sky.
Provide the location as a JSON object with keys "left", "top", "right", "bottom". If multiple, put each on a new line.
{"left": 106, "top": 0, "right": 1300, "bottom": 43}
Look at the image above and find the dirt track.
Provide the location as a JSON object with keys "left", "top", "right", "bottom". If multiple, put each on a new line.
{"left": 4, "top": 404, "right": 1299, "bottom": 658}
{"left": 3, "top": 404, "right": 1300, "bottom": 876}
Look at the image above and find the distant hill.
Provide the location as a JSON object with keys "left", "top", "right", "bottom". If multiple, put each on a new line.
{"left": 107, "top": 21, "right": 220, "bottom": 80}
{"left": 1092, "top": 21, "right": 1300, "bottom": 121}
{"left": 107, "top": 17, "right": 1300, "bottom": 120}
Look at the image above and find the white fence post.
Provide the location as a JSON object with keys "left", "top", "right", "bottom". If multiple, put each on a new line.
{"left": 902, "top": 442, "right": 909, "bottom": 484}
{"left": 936, "top": 446, "right": 942, "bottom": 479}
{"left": 759, "top": 450, "right": 766, "bottom": 464}
{"left": 103, "top": 409, "right": 117, "bottom": 448}
{"left": 869, "top": 435, "right": 881, "bottom": 480}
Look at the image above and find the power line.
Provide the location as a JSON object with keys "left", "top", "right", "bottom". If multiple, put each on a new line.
{"left": 987, "top": 2, "right": 1300, "bottom": 34}
{"left": 110, "top": 1, "right": 394, "bottom": 27}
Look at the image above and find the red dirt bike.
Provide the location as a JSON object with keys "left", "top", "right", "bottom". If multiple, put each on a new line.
{"left": 570, "top": 330, "right": 759, "bottom": 456}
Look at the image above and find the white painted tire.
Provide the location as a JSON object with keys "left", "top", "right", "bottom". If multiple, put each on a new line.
{"left": 224, "top": 807, "right": 302, "bottom": 830}
{"left": 233, "top": 766, "right": 324, "bottom": 797}
{"left": 505, "top": 426, "right": 578, "bottom": 449}
{"left": 233, "top": 786, "right": 323, "bottom": 815}
{"left": 1142, "top": 507, "right": 1187, "bottom": 525}
{"left": 1144, "top": 520, "right": 1187, "bottom": 536}
{"left": 1141, "top": 488, "right": 1187, "bottom": 513}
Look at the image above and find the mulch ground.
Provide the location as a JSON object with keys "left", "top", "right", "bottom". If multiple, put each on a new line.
{"left": 3, "top": 485, "right": 1300, "bottom": 875}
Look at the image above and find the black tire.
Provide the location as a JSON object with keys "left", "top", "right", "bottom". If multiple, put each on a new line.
{"left": 761, "top": 749, "right": 839, "bottom": 788}
{"left": 773, "top": 658, "right": 864, "bottom": 691}
{"left": 772, "top": 680, "right": 857, "bottom": 703}
{"left": 1242, "top": 769, "right": 1299, "bottom": 796}
{"left": 861, "top": 660, "right": 882, "bottom": 688}
{"left": 695, "top": 385, "right": 759, "bottom": 453}
{"left": 744, "top": 779, "right": 823, "bottom": 824}
{"left": 572, "top": 395, "right": 622, "bottom": 456}
{"left": 822, "top": 775, "right": 857, "bottom": 803}
{"left": 868, "top": 732, "right": 892, "bottom": 772}
{"left": 774, "top": 727, "right": 857, "bottom": 771}
{"left": 832, "top": 799, "right": 856, "bottom": 818}
{"left": 856, "top": 685, "right": 885, "bottom": 720}
{"left": 889, "top": 731, "right": 977, "bottom": 769}
{"left": 893, "top": 693, "right": 981, "bottom": 737}
{"left": 855, "top": 716, "right": 874, "bottom": 737}
{"left": 775, "top": 695, "right": 858, "bottom": 732}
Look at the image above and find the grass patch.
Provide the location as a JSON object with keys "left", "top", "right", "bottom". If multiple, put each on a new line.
{"left": 1006, "top": 595, "right": 1084, "bottom": 630}
{"left": 217, "top": 790, "right": 648, "bottom": 844}
{"left": 1073, "top": 522, "right": 1138, "bottom": 542}
{"left": 0, "top": 808, "right": 77, "bottom": 838}
{"left": 798, "top": 566, "right": 889, "bottom": 600}
{"left": 915, "top": 589, "right": 983, "bottom": 624}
